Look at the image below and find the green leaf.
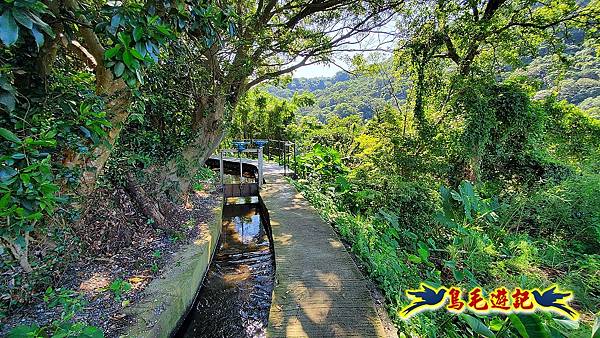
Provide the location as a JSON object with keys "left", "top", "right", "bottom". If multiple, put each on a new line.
{"left": 110, "top": 14, "right": 121, "bottom": 29}
{"left": 509, "top": 314, "right": 550, "bottom": 338}
{"left": 11, "top": 9, "right": 32, "bottom": 29}
{"left": 548, "top": 326, "right": 566, "bottom": 338}
{"left": 0, "top": 10, "right": 19, "bottom": 46}
{"left": 114, "top": 62, "right": 125, "bottom": 77}
{"left": 489, "top": 317, "right": 504, "bottom": 331}
{"left": 417, "top": 246, "right": 429, "bottom": 261}
{"left": 30, "top": 26, "right": 44, "bottom": 47}
{"left": 7, "top": 324, "right": 42, "bottom": 337}
{"left": 135, "top": 41, "right": 147, "bottom": 57}
{"left": 407, "top": 254, "right": 421, "bottom": 264}
{"left": 79, "top": 126, "right": 91, "bottom": 139}
{"left": 126, "top": 76, "right": 137, "bottom": 87}
{"left": 404, "top": 230, "right": 418, "bottom": 241}
{"left": 0, "top": 192, "right": 10, "bottom": 209}
{"left": 122, "top": 50, "right": 134, "bottom": 69}
{"left": 105, "top": 45, "right": 121, "bottom": 59}
{"left": 30, "top": 14, "right": 54, "bottom": 37}
{"left": 427, "top": 238, "right": 436, "bottom": 249}
{"left": 25, "top": 212, "right": 43, "bottom": 220}
{"left": 0, "top": 127, "right": 21, "bottom": 143}
{"left": 460, "top": 314, "right": 496, "bottom": 338}
{"left": 552, "top": 318, "right": 578, "bottom": 331}
{"left": 117, "top": 31, "right": 130, "bottom": 46}
{"left": 81, "top": 325, "right": 104, "bottom": 338}
{"left": 135, "top": 69, "right": 144, "bottom": 84}
{"left": 463, "top": 269, "right": 476, "bottom": 283}
{"left": 508, "top": 314, "right": 529, "bottom": 338}
{"left": 155, "top": 24, "right": 171, "bottom": 36}
{"left": 452, "top": 269, "right": 464, "bottom": 282}
{"left": 11, "top": 153, "right": 25, "bottom": 159}
{"left": 130, "top": 47, "right": 143, "bottom": 60}
{"left": 0, "top": 166, "right": 16, "bottom": 183}
{"left": 133, "top": 26, "right": 143, "bottom": 42}
{"left": 450, "top": 190, "right": 463, "bottom": 202}
{"left": 379, "top": 208, "right": 399, "bottom": 229}
{"left": 0, "top": 91, "right": 16, "bottom": 112}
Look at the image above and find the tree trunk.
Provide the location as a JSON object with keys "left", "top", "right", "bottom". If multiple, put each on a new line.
{"left": 1, "top": 235, "right": 32, "bottom": 273}
{"left": 125, "top": 174, "right": 169, "bottom": 229}
{"left": 159, "top": 95, "right": 227, "bottom": 201}
{"left": 60, "top": 0, "right": 132, "bottom": 195}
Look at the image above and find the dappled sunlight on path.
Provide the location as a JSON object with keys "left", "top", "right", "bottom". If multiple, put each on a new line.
{"left": 259, "top": 164, "right": 390, "bottom": 337}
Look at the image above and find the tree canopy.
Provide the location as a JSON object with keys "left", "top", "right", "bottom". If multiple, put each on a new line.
{"left": 1, "top": 0, "right": 600, "bottom": 336}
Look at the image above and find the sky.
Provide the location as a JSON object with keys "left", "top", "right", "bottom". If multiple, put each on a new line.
{"left": 292, "top": 62, "right": 346, "bottom": 78}
{"left": 290, "top": 20, "right": 398, "bottom": 79}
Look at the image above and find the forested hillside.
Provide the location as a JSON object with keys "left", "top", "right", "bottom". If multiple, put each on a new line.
{"left": 269, "top": 44, "right": 600, "bottom": 120}
{"left": 527, "top": 46, "right": 600, "bottom": 117}
{"left": 267, "top": 66, "right": 399, "bottom": 120}
{"left": 226, "top": 0, "right": 600, "bottom": 337}
{"left": 2, "top": 0, "right": 600, "bottom": 337}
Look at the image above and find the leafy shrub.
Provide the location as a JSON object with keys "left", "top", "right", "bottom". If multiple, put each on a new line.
{"left": 515, "top": 174, "right": 600, "bottom": 253}
{"left": 0, "top": 128, "right": 59, "bottom": 273}
{"left": 0, "top": 66, "right": 111, "bottom": 273}
{"left": 543, "top": 98, "right": 600, "bottom": 159}
{"left": 107, "top": 278, "right": 132, "bottom": 302}
{"left": 0, "top": 67, "right": 112, "bottom": 315}
{"left": 294, "top": 144, "right": 347, "bottom": 181}
{"left": 437, "top": 181, "right": 499, "bottom": 230}
{"left": 8, "top": 287, "right": 103, "bottom": 338}
{"left": 454, "top": 81, "right": 561, "bottom": 184}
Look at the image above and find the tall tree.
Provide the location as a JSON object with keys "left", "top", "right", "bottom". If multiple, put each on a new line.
{"left": 395, "top": 0, "right": 599, "bottom": 179}
{"left": 0, "top": 0, "right": 398, "bottom": 269}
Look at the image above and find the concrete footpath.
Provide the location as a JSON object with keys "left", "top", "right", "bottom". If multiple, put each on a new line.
{"left": 258, "top": 163, "right": 388, "bottom": 337}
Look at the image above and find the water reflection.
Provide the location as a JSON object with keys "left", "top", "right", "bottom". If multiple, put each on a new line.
{"left": 225, "top": 196, "right": 260, "bottom": 205}
{"left": 221, "top": 173, "right": 255, "bottom": 184}
{"left": 176, "top": 202, "right": 274, "bottom": 338}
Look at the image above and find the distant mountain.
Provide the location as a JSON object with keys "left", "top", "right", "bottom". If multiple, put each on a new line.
{"left": 267, "top": 68, "right": 404, "bottom": 120}
{"left": 523, "top": 46, "right": 600, "bottom": 118}
{"left": 269, "top": 44, "right": 599, "bottom": 120}
{"left": 268, "top": 71, "right": 353, "bottom": 98}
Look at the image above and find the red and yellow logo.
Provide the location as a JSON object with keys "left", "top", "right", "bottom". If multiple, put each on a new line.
{"left": 400, "top": 283, "right": 578, "bottom": 320}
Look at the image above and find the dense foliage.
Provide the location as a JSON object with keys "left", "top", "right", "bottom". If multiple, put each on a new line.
{"left": 233, "top": 1, "right": 600, "bottom": 336}
{"left": 270, "top": 45, "right": 600, "bottom": 122}
{"left": 1, "top": 0, "right": 599, "bottom": 336}
{"left": 1, "top": 0, "right": 401, "bottom": 334}
{"left": 284, "top": 81, "right": 600, "bottom": 337}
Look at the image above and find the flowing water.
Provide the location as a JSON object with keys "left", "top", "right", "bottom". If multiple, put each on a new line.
{"left": 175, "top": 197, "right": 275, "bottom": 338}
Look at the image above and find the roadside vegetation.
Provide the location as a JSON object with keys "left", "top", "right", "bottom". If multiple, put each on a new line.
{"left": 225, "top": 1, "right": 600, "bottom": 337}
{"left": 230, "top": 80, "right": 600, "bottom": 336}
{"left": 286, "top": 96, "right": 600, "bottom": 336}
{"left": 1, "top": 0, "right": 599, "bottom": 336}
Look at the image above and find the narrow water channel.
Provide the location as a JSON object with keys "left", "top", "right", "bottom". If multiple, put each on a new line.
{"left": 175, "top": 196, "right": 275, "bottom": 337}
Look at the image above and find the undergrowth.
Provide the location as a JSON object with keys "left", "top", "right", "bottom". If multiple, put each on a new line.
{"left": 291, "top": 177, "right": 599, "bottom": 337}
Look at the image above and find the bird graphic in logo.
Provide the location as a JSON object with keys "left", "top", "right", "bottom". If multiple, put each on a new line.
{"left": 532, "top": 285, "right": 579, "bottom": 320}
{"left": 400, "top": 283, "right": 447, "bottom": 319}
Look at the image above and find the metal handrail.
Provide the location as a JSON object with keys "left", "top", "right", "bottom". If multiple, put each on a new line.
{"left": 216, "top": 139, "right": 298, "bottom": 175}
